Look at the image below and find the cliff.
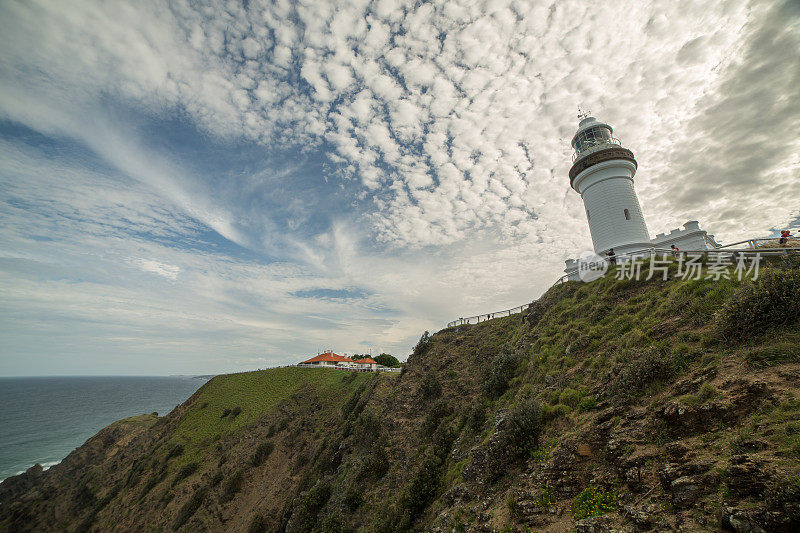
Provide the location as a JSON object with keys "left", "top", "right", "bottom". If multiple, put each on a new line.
{"left": 2, "top": 257, "right": 799, "bottom": 532}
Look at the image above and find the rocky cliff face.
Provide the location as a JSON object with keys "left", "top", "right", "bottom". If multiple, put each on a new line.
{"left": 2, "top": 258, "right": 799, "bottom": 532}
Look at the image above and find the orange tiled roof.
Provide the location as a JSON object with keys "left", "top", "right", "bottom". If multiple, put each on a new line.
{"left": 355, "top": 358, "right": 377, "bottom": 364}
{"left": 300, "top": 351, "right": 352, "bottom": 364}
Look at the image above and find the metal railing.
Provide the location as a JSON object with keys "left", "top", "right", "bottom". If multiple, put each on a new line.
{"left": 444, "top": 239, "right": 798, "bottom": 329}
{"left": 571, "top": 138, "right": 622, "bottom": 162}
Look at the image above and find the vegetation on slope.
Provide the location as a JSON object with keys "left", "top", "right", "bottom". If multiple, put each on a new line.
{"left": 2, "top": 256, "right": 799, "bottom": 532}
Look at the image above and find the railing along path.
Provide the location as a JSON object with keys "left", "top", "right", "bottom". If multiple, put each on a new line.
{"left": 445, "top": 236, "right": 799, "bottom": 329}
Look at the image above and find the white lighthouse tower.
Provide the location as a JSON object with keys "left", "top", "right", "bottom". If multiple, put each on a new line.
{"left": 569, "top": 115, "right": 651, "bottom": 255}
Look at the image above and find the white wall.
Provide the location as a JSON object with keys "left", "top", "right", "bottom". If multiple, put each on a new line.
{"left": 573, "top": 160, "right": 651, "bottom": 254}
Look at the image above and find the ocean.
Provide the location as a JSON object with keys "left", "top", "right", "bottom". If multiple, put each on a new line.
{"left": 0, "top": 376, "right": 205, "bottom": 482}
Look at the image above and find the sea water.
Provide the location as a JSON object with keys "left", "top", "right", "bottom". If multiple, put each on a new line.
{"left": 0, "top": 376, "right": 205, "bottom": 482}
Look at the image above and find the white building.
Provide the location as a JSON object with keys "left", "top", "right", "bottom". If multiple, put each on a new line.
{"left": 354, "top": 357, "right": 378, "bottom": 371}
{"left": 564, "top": 115, "right": 718, "bottom": 280}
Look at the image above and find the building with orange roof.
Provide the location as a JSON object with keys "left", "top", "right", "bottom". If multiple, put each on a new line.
{"left": 354, "top": 357, "right": 378, "bottom": 371}
{"left": 298, "top": 351, "right": 355, "bottom": 368}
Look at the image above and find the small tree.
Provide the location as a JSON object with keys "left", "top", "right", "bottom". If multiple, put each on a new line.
{"left": 374, "top": 353, "right": 401, "bottom": 367}
{"left": 413, "top": 331, "right": 431, "bottom": 357}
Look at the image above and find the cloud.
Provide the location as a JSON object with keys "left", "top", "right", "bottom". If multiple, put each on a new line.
{"left": 0, "top": 0, "right": 797, "bottom": 374}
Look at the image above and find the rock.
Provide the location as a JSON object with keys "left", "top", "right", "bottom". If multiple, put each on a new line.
{"left": 724, "top": 455, "right": 770, "bottom": 497}
{"left": 578, "top": 443, "right": 595, "bottom": 458}
{"left": 575, "top": 515, "right": 619, "bottom": 532}
{"left": 665, "top": 442, "right": 688, "bottom": 461}
{"left": 669, "top": 476, "right": 703, "bottom": 508}
{"left": 658, "top": 461, "right": 713, "bottom": 485}
{"left": 721, "top": 507, "right": 766, "bottom": 533}
{"left": 628, "top": 503, "right": 659, "bottom": 529}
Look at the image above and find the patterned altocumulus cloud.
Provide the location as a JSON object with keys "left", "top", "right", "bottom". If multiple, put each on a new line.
{"left": 0, "top": 0, "right": 798, "bottom": 374}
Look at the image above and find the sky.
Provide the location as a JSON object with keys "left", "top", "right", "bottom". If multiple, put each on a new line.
{"left": 0, "top": 0, "right": 798, "bottom": 376}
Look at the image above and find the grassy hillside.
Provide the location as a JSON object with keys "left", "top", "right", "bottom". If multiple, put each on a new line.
{"left": 170, "top": 367, "right": 376, "bottom": 463}
{"left": 2, "top": 256, "right": 799, "bottom": 532}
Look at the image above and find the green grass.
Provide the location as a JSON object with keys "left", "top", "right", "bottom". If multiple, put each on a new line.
{"left": 112, "top": 413, "right": 160, "bottom": 428}
{"left": 170, "top": 367, "right": 375, "bottom": 463}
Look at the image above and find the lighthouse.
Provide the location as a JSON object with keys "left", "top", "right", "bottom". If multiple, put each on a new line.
{"left": 568, "top": 116, "right": 651, "bottom": 255}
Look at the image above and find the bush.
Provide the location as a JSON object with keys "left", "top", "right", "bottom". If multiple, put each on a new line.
{"left": 248, "top": 514, "right": 268, "bottom": 533}
{"left": 498, "top": 397, "right": 543, "bottom": 460}
{"left": 559, "top": 388, "right": 581, "bottom": 408}
{"left": 250, "top": 441, "right": 274, "bottom": 467}
{"left": 579, "top": 396, "right": 598, "bottom": 411}
{"left": 464, "top": 402, "right": 487, "bottom": 432}
{"left": 172, "top": 461, "right": 199, "bottom": 486}
{"left": 219, "top": 470, "right": 244, "bottom": 503}
{"left": 357, "top": 444, "right": 390, "bottom": 481}
{"left": 421, "top": 399, "right": 451, "bottom": 436}
{"left": 432, "top": 423, "right": 456, "bottom": 460}
{"left": 374, "top": 353, "right": 401, "bottom": 367}
{"left": 220, "top": 408, "right": 232, "bottom": 418}
{"left": 419, "top": 371, "right": 442, "bottom": 401}
{"left": 344, "top": 487, "right": 363, "bottom": 511}
{"left": 286, "top": 480, "right": 332, "bottom": 532}
{"left": 229, "top": 406, "right": 242, "bottom": 419}
{"left": 413, "top": 331, "right": 432, "bottom": 356}
{"left": 765, "top": 475, "right": 800, "bottom": 523}
{"left": 480, "top": 348, "right": 520, "bottom": 398}
{"left": 399, "top": 453, "right": 442, "bottom": 521}
{"left": 172, "top": 486, "right": 208, "bottom": 530}
{"left": 208, "top": 471, "right": 223, "bottom": 487}
{"left": 606, "top": 347, "right": 675, "bottom": 402}
{"left": 715, "top": 260, "right": 800, "bottom": 341}
{"left": 572, "top": 486, "right": 616, "bottom": 519}
{"left": 165, "top": 444, "right": 184, "bottom": 461}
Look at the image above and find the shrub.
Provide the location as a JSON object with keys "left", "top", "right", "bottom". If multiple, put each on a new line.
{"left": 465, "top": 402, "right": 487, "bottom": 432}
{"left": 765, "top": 475, "right": 800, "bottom": 523}
{"left": 715, "top": 260, "right": 800, "bottom": 341}
{"left": 139, "top": 466, "right": 168, "bottom": 500}
{"left": 480, "top": 348, "right": 520, "bottom": 398}
{"left": 419, "top": 371, "right": 442, "bottom": 401}
{"left": 572, "top": 486, "right": 616, "bottom": 519}
{"left": 506, "top": 495, "right": 519, "bottom": 516}
{"left": 579, "top": 396, "right": 598, "bottom": 411}
{"left": 559, "top": 388, "right": 581, "bottom": 408}
{"left": 498, "top": 397, "right": 543, "bottom": 460}
{"left": 172, "top": 462, "right": 199, "bottom": 486}
{"left": 399, "top": 453, "right": 442, "bottom": 521}
{"left": 413, "top": 331, "right": 432, "bottom": 356}
{"left": 606, "top": 347, "right": 675, "bottom": 402}
{"left": 220, "top": 408, "right": 232, "bottom": 418}
{"left": 172, "top": 486, "right": 208, "bottom": 530}
{"left": 344, "top": 488, "right": 363, "bottom": 511}
{"left": 541, "top": 403, "right": 571, "bottom": 421}
{"left": 432, "top": 423, "right": 456, "bottom": 460}
{"left": 535, "top": 484, "right": 555, "bottom": 508}
{"left": 229, "top": 406, "right": 242, "bottom": 419}
{"left": 219, "top": 470, "right": 244, "bottom": 503}
{"left": 250, "top": 441, "right": 274, "bottom": 467}
{"left": 374, "top": 353, "right": 401, "bottom": 367}
{"left": 421, "top": 399, "right": 451, "bottom": 436}
{"left": 165, "top": 444, "right": 184, "bottom": 461}
{"left": 287, "top": 480, "right": 332, "bottom": 531}
{"left": 357, "top": 444, "right": 390, "bottom": 481}
{"left": 248, "top": 514, "right": 268, "bottom": 533}
{"left": 208, "top": 471, "right": 223, "bottom": 487}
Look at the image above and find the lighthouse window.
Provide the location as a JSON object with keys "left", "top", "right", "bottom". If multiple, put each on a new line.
{"left": 624, "top": 209, "right": 631, "bottom": 220}
{"left": 573, "top": 126, "right": 612, "bottom": 153}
